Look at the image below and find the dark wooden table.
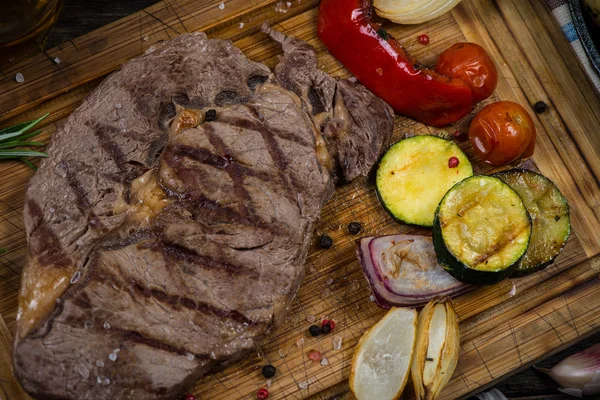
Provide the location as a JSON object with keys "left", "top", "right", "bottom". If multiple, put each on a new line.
{"left": 44, "top": 1, "right": 598, "bottom": 399}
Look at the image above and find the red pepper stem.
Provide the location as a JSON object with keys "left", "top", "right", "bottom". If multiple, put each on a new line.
{"left": 317, "top": 0, "right": 474, "bottom": 127}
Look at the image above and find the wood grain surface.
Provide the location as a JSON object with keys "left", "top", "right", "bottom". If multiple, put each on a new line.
{"left": 1, "top": 0, "right": 600, "bottom": 399}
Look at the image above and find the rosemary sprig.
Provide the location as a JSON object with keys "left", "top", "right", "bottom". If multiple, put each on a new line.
{"left": 0, "top": 113, "right": 49, "bottom": 169}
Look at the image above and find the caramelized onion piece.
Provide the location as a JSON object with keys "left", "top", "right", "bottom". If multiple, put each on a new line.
{"left": 356, "top": 234, "right": 472, "bottom": 308}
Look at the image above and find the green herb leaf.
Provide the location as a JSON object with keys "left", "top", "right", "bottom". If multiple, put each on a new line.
{"left": 0, "top": 141, "right": 45, "bottom": 149}
{"left": 0, "top": 114, "right": 49, "bottom": 169}
{"left": 0, "top": 150, "right": 48, "bottom": 158}
{"left": 19, "top": 158, "right": 37, "bottom": 171}
{"left": 0, "top": 113, "right": 48, "bottom": 143}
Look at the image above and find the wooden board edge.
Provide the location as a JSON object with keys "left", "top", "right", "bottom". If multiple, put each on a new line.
{"left": 0, "top": 312, "right": 30, "bottom": 400}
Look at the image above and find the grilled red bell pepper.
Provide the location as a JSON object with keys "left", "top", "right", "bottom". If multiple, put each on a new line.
{"left": 317, "top": 0, "right": 474, "bottom": 127}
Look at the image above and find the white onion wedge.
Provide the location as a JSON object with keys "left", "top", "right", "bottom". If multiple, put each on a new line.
{"left": 350, "top": 307, "right": 418, "bottom": 400}
{"left": 374, "top": 0, "right": 463, "bottom": 25}
{"left": 412, "top": 297, "right": 460, "bottom": 400}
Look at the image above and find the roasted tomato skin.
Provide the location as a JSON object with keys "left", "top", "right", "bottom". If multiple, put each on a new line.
{"left": 468, "top": 101, "right": 536, "bottom": 165}
{"left": 436, "top": 43, "right": 498, "bottom": 103}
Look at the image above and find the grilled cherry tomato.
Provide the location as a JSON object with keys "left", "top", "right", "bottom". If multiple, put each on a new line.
{"left": 436, "top": 43, "right": 498, "bottom": 103}
{"left": 468, "top": 101, "right": 536, "bottom": 165}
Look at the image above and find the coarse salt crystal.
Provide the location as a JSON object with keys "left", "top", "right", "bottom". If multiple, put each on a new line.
{"left": 53, "top": 57, "right": 61, "bottom": 64}
{"left": 326, "top": 278, "right": 334, "bottom": 285}
{"left": 320, "top": 357, "right": 329, "bottom": 366}
{"left": 108, "top": 353, "right": 118, "bottom": 362}
{"left": 84, "top": 320, "right": 93, "bottom": 329}
{"left": 298, "top": 377, "right": 315, "bottom": 390}
{"left": 306, "top": 314, "right": 316, "bottom": 323}
{"left": 15, "top": 73, "right": 24, "bottom": 83}
{"left": 77, "top": 365, "right": 90, "bottom": 379}
{"left": 278, "top": 348, "right": 285, "bottom": 358}
{"left": 333, "top": 335, "right": 342, "bottom": 350}
{"left": 296, "top": 337, "right": 305, "bottom": 347}
{"left": 298, "top": 381, "right": 309, "bottom": 390}
{"left": 369, "top": 294, "right": 375, "bottom": 302}
{"left": 266, "top": 378, "right": 272, "bottom": 387}
{"left": 103, "top": 322, "right": 111, "bottom": 330}
{"left": 239, "top": 22, "right": 244, "bottom": 29}
{"left": 186, "top": 353, "right": 195, "bottom": 361}
{"left": 143, "top": 35, "right": 149, "bottom": 41}
{"left": 218, "top": 2, "right": 225, "bottom": 9}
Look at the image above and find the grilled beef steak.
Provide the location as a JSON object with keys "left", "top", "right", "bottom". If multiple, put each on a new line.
{"left": 13, "top": 28, "right": 393, "bottom": 400}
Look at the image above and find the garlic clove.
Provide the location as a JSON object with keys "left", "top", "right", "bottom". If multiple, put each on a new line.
{"left": 350, "top": 307, "right": 418, "bottom": 400}
{"left": 411, "top": 297, "right": 460, "bottom": 400}
{"left": 536, "top": 343, "right": 600, "bottom": 397}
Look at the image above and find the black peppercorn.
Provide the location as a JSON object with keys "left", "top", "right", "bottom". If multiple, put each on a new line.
{"left": 320, "top": 323, "right": 331, "bottom": 334}
{"left": 261, "top": 364, "right": 276, "bottom": 379}
{"left": 533, "top": 101, "right": 547, "bottom": 114}
{"left": 308, "top": 325, "right": 321, "bottom": 337}
{"left": 348, "top": 222, "right": 362, "bottom": 235}
{"left": 319, "top": 234, "right": 333, "bottom": 249}
{"left": 205, "top": 109, "right": 217, "bottom": 121}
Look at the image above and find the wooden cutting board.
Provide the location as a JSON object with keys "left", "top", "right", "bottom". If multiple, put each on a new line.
{"left": 1, "top": 0, "right": 600, "bottom": 399}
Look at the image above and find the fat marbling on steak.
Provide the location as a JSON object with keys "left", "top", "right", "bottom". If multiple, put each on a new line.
{"left": 13, "top": 26, "right": 393, "bottom": 399}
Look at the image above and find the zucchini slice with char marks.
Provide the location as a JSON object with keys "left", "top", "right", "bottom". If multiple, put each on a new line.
{"left": 493, "top": 169, "right": 571, "bottom": 277}
{"left": 433, "top": 175, "right": 531, "bottom": 285}
{"left": 376, "top": 135, "right": 473, "bottom": 227}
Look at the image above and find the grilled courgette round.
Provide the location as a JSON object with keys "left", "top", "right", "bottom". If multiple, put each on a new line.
{"left": 376, "top": 135, "right": 473, "bottom": 227}
{"left": 493, "top": 169, "right": 571, "bottom": 277}
{"left": 433, "top": 175, "right": 532, "bottom": 285}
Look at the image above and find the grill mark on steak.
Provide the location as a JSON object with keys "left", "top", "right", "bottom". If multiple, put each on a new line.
{"left": 129, "top": 278, "right": 258, "bottom": 326}
{"left": 308, "top": 86, "right": 326, "bottom": 115}
{"left": 220, "top": 105, "right": 307, "bottom": 198}
{"left": 63, "top": 165, "right": 104, "bottom": 230}
{"left": 204, "top": 124, "right": 256, "bottom": 218}
{"left": 89, "top": 122, "right": 126, "bottom": 169}
{"left": 162, "top": 158, "right": 287, "bottom": 235}
{"left": 160, "top": 241, "right": 260, "bottom": 279}
{"left": 214, "top": 91, "right": 249, "bottom": 106}
{"left": 219, "top": 110, "right": 312, "bottom": 148}
{"left": 99, "top": 229, "right": 156, "bottom": 250}
{"left": 167, "top": 144, "right": 280, "bottom": 187}
{"left": 26, "top": 200, "right": 71, "bottom": 268}
{"left": 118, "top": 329, "right": 212, "bottom": 360}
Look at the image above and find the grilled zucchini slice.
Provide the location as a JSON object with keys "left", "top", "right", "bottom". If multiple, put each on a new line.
{"left": 493, "top": 169, "right": 571, "bottom": 277}
{"left": 376, "top": 135, "right": 473, "bottom": 227}
{"left": 433, "top": 175, "right": 531, "bottom": 285}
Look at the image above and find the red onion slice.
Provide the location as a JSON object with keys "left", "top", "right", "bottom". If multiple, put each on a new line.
{"left": 356, "top": 234, "right": 472, "bottom": 308}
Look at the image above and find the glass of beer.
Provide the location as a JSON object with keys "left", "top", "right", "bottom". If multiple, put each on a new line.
{"left": 0, "top": 0, "right": 64, "bottom": 68}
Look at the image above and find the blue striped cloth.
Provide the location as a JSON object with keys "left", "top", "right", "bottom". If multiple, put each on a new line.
{"left": 547, "top": 0, "right": 600, "bottom": 92}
